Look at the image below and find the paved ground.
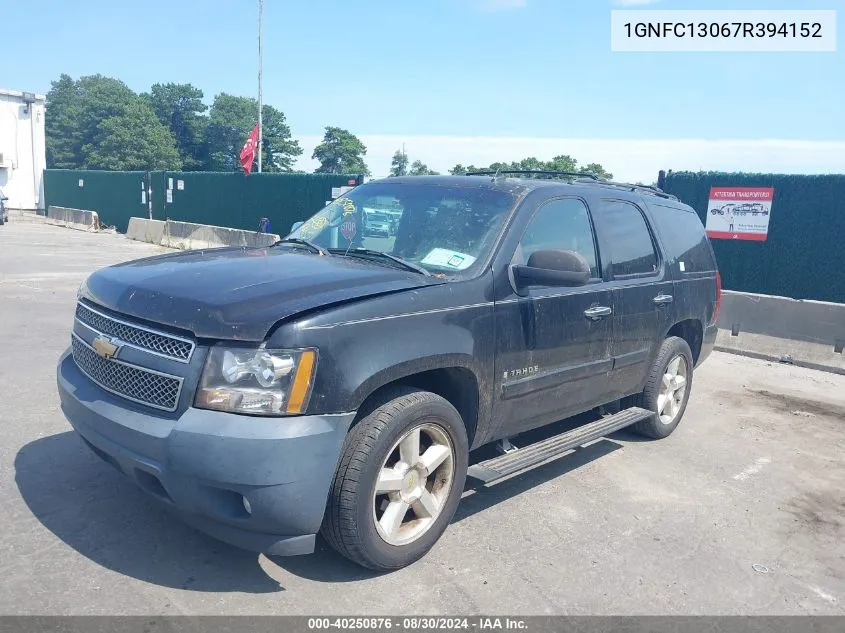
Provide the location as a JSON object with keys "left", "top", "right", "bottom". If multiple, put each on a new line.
{"left": 1, "top": 218, "right": 843, "bottom": 615}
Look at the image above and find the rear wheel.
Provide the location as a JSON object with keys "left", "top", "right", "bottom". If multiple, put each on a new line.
{"left": 321, "top": 387, "right": 468, "bottom": 571}
{"left": 629, "top": 336, "right": 694, "bottom": 439}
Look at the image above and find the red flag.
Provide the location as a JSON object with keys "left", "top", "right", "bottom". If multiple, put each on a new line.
{"left": 239, "top": 124, "right": 260, "bottom": 174}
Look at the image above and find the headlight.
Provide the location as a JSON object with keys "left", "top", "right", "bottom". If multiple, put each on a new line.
{"left": 195, "top": 346, "right": 318, "bottom": 416}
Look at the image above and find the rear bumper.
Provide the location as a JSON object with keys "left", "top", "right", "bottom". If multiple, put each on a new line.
{"left": 697, "top": 323, "right": 718, "bottom": 366}
{"left": 57, "top": 348, "right": 356, "bottom": 556}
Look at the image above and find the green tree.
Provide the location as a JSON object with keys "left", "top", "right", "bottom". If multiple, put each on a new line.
{"left": 449, "top": 164, "right": 483, "bottom": 175}
{"left": 85, "top": 100, "right": 181, "bottom": 170}
{"left": 390, "top": 150, "right": 408, "bottom": 177}
{"left": 312, "top": 126, "right": 370, "bottom": 176}
{"left": 544, "top": 154, "right": 578, "bottom": 173}
{"left": 408, "top": 160, "right": 440, "bottom": 176}
{"left": 260, "top": 104, "right": 302, "bottom": 172}
{"left": 205, "top": 93, "right": 301, "bottom": 171}
{"left": 581, "top": 162, "right": 613, "bottom": 180}
{"left": 142, "top": 83, "right": 208, "bottom": 170}
{"left": 205, "top": 93, "right": 254, "bottom": 171}
{"left": 45, "top": 74, "right": 181, "bottom": 170}
{"left": 45, "top": 74, "right": 82, "bottom": 168}
{"left": 448, "top": 155, "right": 612, "bottom": 179}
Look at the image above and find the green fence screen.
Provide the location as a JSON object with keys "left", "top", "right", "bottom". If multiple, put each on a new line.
{"left": 157, "top": 171, "right": 358, "bottom": 234}
{"left": 43, "top": 170, "right": 362, "bottom": 236}
{"left": 663, "top": 171, "right": 845, "bottom": 303}
{"left": 43, "top": 170, "right": 148, "bottom": 233}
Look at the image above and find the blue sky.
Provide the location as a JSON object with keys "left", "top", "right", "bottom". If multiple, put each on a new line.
{"left": 4, "top": 0, "right": 843, "bottom": 178}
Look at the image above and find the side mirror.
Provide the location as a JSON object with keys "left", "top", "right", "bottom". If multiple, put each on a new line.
{"left": 512, "top": 249, "right": 591, "bottom": 289}
{"left": 290, "top": 221, "right": 304, "bottom": 233}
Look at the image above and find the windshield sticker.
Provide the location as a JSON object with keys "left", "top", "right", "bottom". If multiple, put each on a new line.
{"left": 297, "top": 215, "right": 328, "bottom": 239}
{"left": 341, "top": 198, "right": 356, "bottom": 215}
{"left": 305, "top": 216, "right": 328, "bottom": 232}
{"left": 421, "top": 248, "right": 477, "bottom": 270}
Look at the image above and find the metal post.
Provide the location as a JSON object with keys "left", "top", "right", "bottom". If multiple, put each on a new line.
{"left": 257, "top": 0, "right": 263, "bottom": 173}
{"left": 146, "top": 172, "right": 153, "bottom": 220}
{"left": 30, "top": 102, "right": 38, "bottom": 206}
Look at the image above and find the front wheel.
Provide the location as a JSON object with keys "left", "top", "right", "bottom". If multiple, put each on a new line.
{"left": 321, "top": 387, "right": 468, "bottom": 571}
{"left": 629, "top": 336, "right": 694, "bottom": 439}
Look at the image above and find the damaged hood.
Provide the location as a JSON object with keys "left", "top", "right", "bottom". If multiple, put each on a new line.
{"left": 80, "top": 246, "right": 443, "bottom": 340}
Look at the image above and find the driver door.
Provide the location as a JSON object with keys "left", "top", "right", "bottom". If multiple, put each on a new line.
{"left": 492, "top": 197, "right": 616, "bottom": 436}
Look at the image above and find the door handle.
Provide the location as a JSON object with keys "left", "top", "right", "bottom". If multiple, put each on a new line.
{"left": 653, "top": 294, "right": 674, "bottom": 306}
{"left": 584, "top": 306, "right": 612, "bottom": 320}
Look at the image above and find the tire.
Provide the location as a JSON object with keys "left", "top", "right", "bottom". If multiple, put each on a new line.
{"left": 629, "top": 336, "right": 694, "bottom": 439}
{"left": 321, "top": 387, "right": 469, "bottom": 571}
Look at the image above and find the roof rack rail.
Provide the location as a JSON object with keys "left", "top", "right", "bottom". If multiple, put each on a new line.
{"left": 599, "top": 181, "right": 679, "bottom": 201}
{"left": 462, "top": 170, "right": 679, "bottom": 200}
{"left": 465, "top": 170, "right": 600, "bottom": 181}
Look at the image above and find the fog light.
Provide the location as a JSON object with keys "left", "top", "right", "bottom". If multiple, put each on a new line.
{"left": 242, "top": 496, "right": 252, "bottom": 515}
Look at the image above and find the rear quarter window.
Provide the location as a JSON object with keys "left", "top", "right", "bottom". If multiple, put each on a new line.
{"left": 651, "top": 204, "right": 715, "bottom": 273}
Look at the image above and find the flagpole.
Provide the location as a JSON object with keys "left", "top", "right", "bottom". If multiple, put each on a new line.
{"left": 257, "top": 0, "right": 263, "bottom": 173}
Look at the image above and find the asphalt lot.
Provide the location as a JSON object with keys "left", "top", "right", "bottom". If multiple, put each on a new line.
{"left": 1, "top": 217, "right": 843, "bottom": 615}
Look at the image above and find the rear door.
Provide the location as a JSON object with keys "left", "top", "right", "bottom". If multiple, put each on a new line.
{"left": 591, "top": 197, "right": 676, "bottom": 400}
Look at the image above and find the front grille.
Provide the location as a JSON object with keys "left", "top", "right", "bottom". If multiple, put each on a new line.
{"left": 71, "top": 335, "right": 183, "bottom": 412}
{"left": 75, "top": 302, "right": 194, "bottom": 362}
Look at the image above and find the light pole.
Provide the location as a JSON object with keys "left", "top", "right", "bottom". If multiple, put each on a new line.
{"left": 257, "top": 0, "right": 264, "bottom": 173}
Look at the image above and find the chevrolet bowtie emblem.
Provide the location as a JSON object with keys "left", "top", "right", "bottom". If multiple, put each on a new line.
{"left": 92, "top": 336, "right": 120, "bottom": 360}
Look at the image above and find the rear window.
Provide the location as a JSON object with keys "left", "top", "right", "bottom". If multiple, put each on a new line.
{"left": 651, "top": 204, "right": 715, "bottom": 273}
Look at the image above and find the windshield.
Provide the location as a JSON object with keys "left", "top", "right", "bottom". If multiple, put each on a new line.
{"left": 287, "top": 181, "right": 518, "bottom": 275}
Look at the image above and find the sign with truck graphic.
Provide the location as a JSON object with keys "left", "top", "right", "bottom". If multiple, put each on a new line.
{"left": 705, "top": 187, "right": 774, "bottom": 241}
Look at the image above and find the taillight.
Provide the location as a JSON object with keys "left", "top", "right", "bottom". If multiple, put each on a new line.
{"left": 710, "top": 271, "right": 722, "bottom": 325}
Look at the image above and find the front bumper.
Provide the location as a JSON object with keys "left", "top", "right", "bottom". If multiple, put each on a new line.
{"left": 57, "top": 348, "right": 356, "bottom": 556}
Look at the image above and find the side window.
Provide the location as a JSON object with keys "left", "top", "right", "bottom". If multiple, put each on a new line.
{"left": 597, "top": 200, "right": 658, "bottom": 277}
{"left": 516, "top": 198, "right": 599, "bottom": 279}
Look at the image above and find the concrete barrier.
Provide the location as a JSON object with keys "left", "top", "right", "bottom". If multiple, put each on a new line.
{"left": 715, "top": 290, "right": 845, "bottom": 375}
{"left": 45, "top": 206, "right": 101, "bottom": 231}
{"left": 164, "top": 220, "right": 280, "bottom": 249}
{"left": 124, "top": 217, "right": 280, "bottom": 250}
{"left": 126, "top": 218, "right": 166, "bottom": 245}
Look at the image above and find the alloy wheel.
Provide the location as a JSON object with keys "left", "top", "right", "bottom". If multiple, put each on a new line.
{"left": 372, "top": 423, "right": 455, "bottom": 546}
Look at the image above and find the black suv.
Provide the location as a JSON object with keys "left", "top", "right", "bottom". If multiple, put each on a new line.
{"left": 57, "top": 172, "right": 720, "bottom": 571}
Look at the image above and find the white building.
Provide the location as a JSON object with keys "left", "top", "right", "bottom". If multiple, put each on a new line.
{"left": 0, "top": 88, "right": 46, "bottom": 211}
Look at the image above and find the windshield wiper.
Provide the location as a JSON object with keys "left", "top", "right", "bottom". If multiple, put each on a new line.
{"left": 328, "top": 248, "right": 431, "bottom": 276}
{"left": 274, "top": 238, "right": 330, "bottom": 256}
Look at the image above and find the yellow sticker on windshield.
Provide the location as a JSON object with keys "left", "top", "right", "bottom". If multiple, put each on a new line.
{"left": 297, "top": 215, "right": 329, "bottom": 238}
{"left": 341, "top": 198, "right": 356, "bottom": 215}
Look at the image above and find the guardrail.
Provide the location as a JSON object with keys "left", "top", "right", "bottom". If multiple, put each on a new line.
{"left": 715, "top": 290, "right": 845, "bottom": 375}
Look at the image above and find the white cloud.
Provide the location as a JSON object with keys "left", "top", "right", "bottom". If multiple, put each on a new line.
{"left": 612, "top": 0, "right": 662, "bottom": 6}
{"left": 294, "top": 135, "right": 845, "bottom": 184}
{"left": 475, "top": 0, "right": 527, "bottom": 12}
